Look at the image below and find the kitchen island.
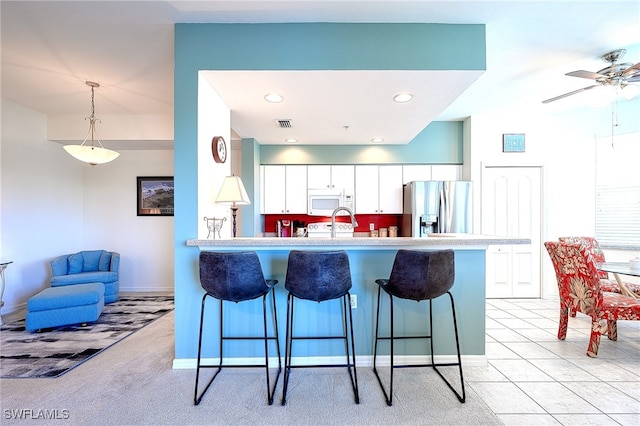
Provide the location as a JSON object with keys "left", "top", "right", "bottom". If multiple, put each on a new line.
{"left": 176, "top": 234, "right": 529, "bottom": 368}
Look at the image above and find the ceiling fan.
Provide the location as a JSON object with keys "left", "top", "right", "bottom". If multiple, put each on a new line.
{"left": 542, "top": 49, "right": 640, "bottom": 104}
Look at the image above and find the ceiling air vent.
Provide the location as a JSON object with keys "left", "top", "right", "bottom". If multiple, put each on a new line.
{"left": 276, "top": 119, "right": 293, "bottom": 128}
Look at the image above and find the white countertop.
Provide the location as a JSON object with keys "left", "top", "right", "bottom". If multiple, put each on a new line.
{"left": 187, "top": 234, "right": 530, "bottom": 250}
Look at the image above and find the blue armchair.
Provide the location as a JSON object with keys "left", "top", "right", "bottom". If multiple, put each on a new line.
{"left": 50, "top": 250, "right": 120, "bottom": 303}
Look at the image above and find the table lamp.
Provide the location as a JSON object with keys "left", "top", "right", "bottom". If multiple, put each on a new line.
{"left": 215, "top": 176, "right": 251, "bottom": 237}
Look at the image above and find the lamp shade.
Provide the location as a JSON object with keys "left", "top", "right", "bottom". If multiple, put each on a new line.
{"left": 215, "top": 176, "right": 251, "bottom": 206}
{"left": 63, "top": 144, "right": 120, "bottom": 165}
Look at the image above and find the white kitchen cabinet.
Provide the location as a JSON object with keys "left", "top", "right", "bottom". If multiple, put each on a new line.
{"left": 307, "top": 165, "right": 355, "bottom": 193}
{"left": 355, "top": 165, "right": 403, "bottom": 214}
{"left": 307, "top": 165, "right": 331, "bottom": 189}
{"left": 431, "top": 165, "right": 462, "bottom": 181}
{"left": 402, "top": 164, "right": 462, "bottom": 183}
{"left": 261, "top": 165, "right": 308, "bottom": 214}
{"left": 402, "top": 165, "right": 432, "bottom": 183}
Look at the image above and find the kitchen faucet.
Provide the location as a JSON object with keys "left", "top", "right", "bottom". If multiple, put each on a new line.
{"left": 331, "top": 207, "right": 358, "bottom": 238}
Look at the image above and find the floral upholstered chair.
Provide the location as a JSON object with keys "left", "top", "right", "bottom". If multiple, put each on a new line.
{"left": 559, "top": 237, "right": 640, "bottom": 296}
{"left": 544, "top": 241, "right": 640, "bottom": 357}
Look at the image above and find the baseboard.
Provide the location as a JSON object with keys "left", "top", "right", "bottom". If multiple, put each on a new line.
{"left": 173, "top": 354, "right": 487, "bottom": 369}
{"left": 119, "top": 286, "right": 174, "bottom": 293}
{"left": 0, "top": 302, "right": 27, "bottom": 324}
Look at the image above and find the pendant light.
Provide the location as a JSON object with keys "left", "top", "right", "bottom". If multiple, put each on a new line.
{"left": 64, "top": 81, "right": 120, "bottom": 165}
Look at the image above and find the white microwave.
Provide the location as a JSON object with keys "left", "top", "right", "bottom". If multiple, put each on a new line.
{"left": 308, "top": 189, "right": 354, "bottom": 216}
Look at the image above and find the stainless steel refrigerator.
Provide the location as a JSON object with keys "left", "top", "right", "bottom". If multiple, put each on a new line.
{"left": 402, "top": 181, "right": 473, "bottom": 237}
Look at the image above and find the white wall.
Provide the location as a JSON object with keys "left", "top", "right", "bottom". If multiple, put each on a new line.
{"left": 468, "top": 98, "right": 640, "bottom": 297}
{"left": 1, "top": 99, "right": 83, "bottom": 312}
{"left": 82, "top": 150, "right": 174, "bottom": 292}
{"left": 196, "top": 73, "right": 233, "bottom": 239}
{"left": 0, "top": 98, "right": 174, "bottom": 316}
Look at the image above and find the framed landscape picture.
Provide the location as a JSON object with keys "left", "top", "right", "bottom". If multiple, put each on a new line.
{"left": 137, "top": 176, "right": 174, "bottom": 216}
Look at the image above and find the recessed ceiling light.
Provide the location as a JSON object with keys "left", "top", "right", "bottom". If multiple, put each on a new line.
{"left": 285, "top": 138, "right": 298, "bottom": 143}
{"left": 393, "top": 93, "right": 413, "bottom": 103}
{"left": 264, "top": 93, "right": 284, "bottom": 103}
{"left": 371, "top": 138, "right": 384, "bottom": 143}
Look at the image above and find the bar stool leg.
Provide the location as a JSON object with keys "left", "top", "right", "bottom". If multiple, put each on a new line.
{"left": 194, "top": 295, "right": 224, "bottom": 405}
{"left": 429, "top": 294, "right": 466, "bottom": 403}
{"left": 262, "top": 291, "right": 281, "bottom": 405}
{"left": 281, "top": 293, "right": 294, "bottom": 405}
{"left": 344, "top": 292, "right": 360, "bottom": 404}
{"left": 372, "top": 287, "right": 394, "bottom": 406}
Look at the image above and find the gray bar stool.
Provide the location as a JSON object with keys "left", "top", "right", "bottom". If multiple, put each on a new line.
{"left": 373, "top": 249, "right": 465, "bottom": 405}
{"left": 281, "top": 250, "right": 359, "bottom": 405}
{"left": 194, "top": 251, "right": 281, "bottom": 405}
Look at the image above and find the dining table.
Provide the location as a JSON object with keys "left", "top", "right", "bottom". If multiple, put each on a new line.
{"left": 597, "top": 262, "right": 640, "bottom": 299}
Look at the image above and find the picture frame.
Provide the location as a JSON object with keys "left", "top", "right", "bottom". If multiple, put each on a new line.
{"left": 502, "top": 133, "right": 526, "bottom": 152}
{"left": 137, "top": 176, "right": 174, "bottom": 216}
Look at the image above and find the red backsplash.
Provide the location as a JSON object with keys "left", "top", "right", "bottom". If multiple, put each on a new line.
{"left": 264, "top": 213, "right": 402, "bottom": 233}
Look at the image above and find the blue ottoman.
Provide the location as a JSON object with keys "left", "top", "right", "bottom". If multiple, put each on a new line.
{"left": 26, "top": 282, "right": 105, "bottom": 331}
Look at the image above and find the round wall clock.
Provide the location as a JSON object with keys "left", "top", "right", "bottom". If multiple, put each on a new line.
{"left": 211, "top": 136, "right": 227, "bottom": 163}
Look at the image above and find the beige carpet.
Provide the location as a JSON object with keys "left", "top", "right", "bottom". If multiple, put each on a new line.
{"left": 0, "top": 310, "right": 500, "bottom": 425}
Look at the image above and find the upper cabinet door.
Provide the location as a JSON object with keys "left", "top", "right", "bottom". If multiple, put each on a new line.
{"left": 354, "top": 165, "right": 403, "bottom": 214}
{"left": 262, "top": 165, "right": 287, "bottom": 214}
{"left": 308, "top": 165, "right": 354, "bottom": 193}
{"left": 307, "top": 165, "right": 332, "bottom": 189}
{"left": 262, "top": 165, "right": 308, "bottom": 214}
{"left": 378, "top": 165, "right": 403, "bottom": 214}
{"left": 354, "top": 165, "right": 379, "bottom": 213}
{"left": 402, "top": 165, "right": 432, "bottom": 184}
{"left": 331, "top": 165, "right": 355, "bottom": 194}
{"left": 285, "top": 165, "right": 308, "bottom": 213}
{"left": 431, "top": 165, "right": 462, "bottom": 181}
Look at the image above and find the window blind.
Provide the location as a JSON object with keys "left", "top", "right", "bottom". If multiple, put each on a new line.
{"left": 595, "top": 133, "right": 640, "bottom": 250}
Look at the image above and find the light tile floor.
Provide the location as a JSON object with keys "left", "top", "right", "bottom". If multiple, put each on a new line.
{"left": 466, "top": 298, "right": 640, "bottom": 425}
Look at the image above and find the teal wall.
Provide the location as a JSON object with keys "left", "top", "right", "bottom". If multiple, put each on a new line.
{"left": 259, "top": 121, "right": 464, "bottom": 165}
{"left": 175, "top": 23, "right": 486, "bottom": 360}
{"left": 193, "top": 248, "right": 486, "bottom": 358}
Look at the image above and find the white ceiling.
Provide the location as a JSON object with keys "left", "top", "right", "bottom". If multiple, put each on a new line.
{"left": 2, "top": 1, "right": 639, "bottom": 148}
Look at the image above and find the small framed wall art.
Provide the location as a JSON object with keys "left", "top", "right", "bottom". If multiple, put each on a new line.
{"left": 502, "top": 133, "right": 525, "bottom": 152}
{"left": 137, "top": 176, "right": 174, "bottom": 216}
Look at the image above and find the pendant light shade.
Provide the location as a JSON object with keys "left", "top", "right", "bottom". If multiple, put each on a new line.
{"left": 64, "top": 81, "right": 120, "bottom": 166}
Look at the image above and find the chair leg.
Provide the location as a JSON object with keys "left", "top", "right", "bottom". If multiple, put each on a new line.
{"left": 587, "top": 318, "right": 603, "bottom": 357}
{"left": 429, "top": 293, "right": 466, "bottom": 403}
{"left": 558, "top": 304, "right": 569, "bottom": 340}
{"left": 281, "top": 293, "right": 294, "bottom": 405}
{"left": 607, "top": 320, "right": 618, "bottom": 341}
{"left": 262, "top": 290, "right": 281, "bottom": 405}
{"left": 372, "top": 287, "right": 394, "bottom": 406}
{"left": 344, "top": 292, "right": 360, "bottom": 404}
{"left": 194, "top": 294, "right": 223, "bottom": 405}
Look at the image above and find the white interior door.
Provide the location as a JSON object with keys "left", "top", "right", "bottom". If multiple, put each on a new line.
{"left": 482, "top": 166, "right": 542, "bottom": 298}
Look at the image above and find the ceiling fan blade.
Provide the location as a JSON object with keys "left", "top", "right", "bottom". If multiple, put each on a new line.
{"left": 627, "top": 75, "right": 640, "bottom": 83}
{"left": 566, "top": 70, "right": 602, "bottom": 80}
{"left": 622, "top": 62, "right": 640, "bottom": 77}
{"left": 542, "top": 85, "right": 599, "bottom": 104}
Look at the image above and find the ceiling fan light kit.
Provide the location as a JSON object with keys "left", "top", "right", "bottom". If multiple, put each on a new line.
{"left": 63, "top": 81, "right": 120, "bottom": 165}
{"left": 543, "top": 49, "right": 640, "bottom": 104}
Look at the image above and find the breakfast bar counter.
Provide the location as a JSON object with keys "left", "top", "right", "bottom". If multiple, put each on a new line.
{"left": 176, "top": 234, "right": 529, "bottom": 368}
{"left": 187, "top": 234, "right": 526, "bottom": 249}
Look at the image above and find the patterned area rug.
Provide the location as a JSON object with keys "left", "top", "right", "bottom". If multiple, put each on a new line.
{"left": 0, "top": 295, "right": 173, "bottom": 378}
